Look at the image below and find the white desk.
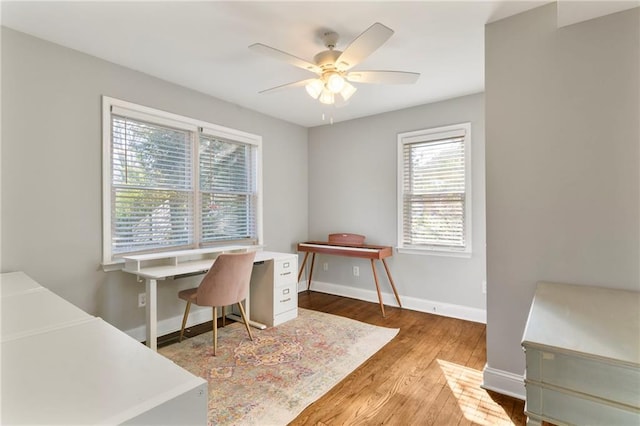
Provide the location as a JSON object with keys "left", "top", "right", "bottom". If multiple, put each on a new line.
{"left": 522, "top": 281, "right": 640, "bottom": 425}
{"left": 122, "top": 246, "right": 298, "bottom": 351}
{"left": 1, "top": 271, "right": 208, "bottom": 425}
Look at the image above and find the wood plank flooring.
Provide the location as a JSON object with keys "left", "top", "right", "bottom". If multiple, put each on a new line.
{"left": 292, "top": 291, "right": 526, "bottom": 426}
{"left": 162, "top": 291, "right": 526, "bottom": 425}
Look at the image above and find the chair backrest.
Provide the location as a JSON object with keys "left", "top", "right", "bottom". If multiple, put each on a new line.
{"left": 196, "top": 251, "right": 256, "bottom": 307}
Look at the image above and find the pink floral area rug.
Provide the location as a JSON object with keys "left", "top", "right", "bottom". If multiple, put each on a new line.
{"left": 159, "top": 308, "right": 398, "bottom": 426}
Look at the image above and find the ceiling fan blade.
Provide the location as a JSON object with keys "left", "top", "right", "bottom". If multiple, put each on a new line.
{"left": 346, "top": 70, "right": 420, "bottom": 84}
{"left": 335, "top": 23, "right": 394, "bottom": 71}
{"left": 249, "top": 43, "right": 322, "bottom": 74}
{"left": 258, "top": 78, "right": 317, "bottom": 94}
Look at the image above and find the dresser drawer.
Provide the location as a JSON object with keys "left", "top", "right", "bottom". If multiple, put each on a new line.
{"left": 525, "top": 347, "right": 640, "bottom": 408}
{"left": 525, "top": 382, "right": 640, "bottom": 425}
{"left": 273, "top": 283, "right": 297, "bottom": 315}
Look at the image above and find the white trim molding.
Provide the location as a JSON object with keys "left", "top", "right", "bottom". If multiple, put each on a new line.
{"left": 397, "top": 122, "right": 472, "bottom": 257}
{"left": 299, "top": 280, "right": 486, "bottom": 324}
{"left": 124, "top": 306, "right": 212, "bottom": 343}
{"left": 481, "top": 364, "right": 526, "bottom": 400}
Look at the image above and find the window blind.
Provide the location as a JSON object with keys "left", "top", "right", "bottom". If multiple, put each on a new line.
{"left": 111, "top": 115, "right": 194, "bottom": 254}
{"left": 103, "top": 96, "right": 263, "bottom": 264}
{"left": 402, "top": 133, "right": 466, "bottom": 249}
{"left": 199, "top": 135, "right": 257, "bottom": 243}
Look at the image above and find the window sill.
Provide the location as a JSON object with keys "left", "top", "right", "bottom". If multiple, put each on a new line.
{"left": 396, "top": 247, "right": 472, "bottom": 258}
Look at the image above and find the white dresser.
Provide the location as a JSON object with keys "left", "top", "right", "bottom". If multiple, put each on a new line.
{"left": 522, "top": 281, "right": 640, "bottom": 425}
{"left": 1, "top": 271, "right": 208, "bottom": 425}
{"left": 249, "top": 251, "right": 298, "bottom": 327}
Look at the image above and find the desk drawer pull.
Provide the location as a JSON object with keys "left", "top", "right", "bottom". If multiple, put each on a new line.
{"left": 280, "top": 298, "right": 291, "bottom": 303}
{"left": 280, "top": 271, "right": 292, "bottom": 276}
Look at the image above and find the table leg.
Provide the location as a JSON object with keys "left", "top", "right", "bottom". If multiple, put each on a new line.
{"left": 370, "top": 259, "right": 386, "bottom": 317}
{"left": 307, "top": 253, "right": 316, "bottom": 291}
{"left": 145, "top": 278, "right": 158, "bottom": 351}
{"left": 225, "top": 312, "right": 267, "bottom": 330}
{"left": 382, "top": 258, "right": 402, "bottom": 308}
{"left": 297, "top": 252, "right": 309, "bottom": 283}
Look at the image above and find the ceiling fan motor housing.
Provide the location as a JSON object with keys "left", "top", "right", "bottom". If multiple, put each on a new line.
{"left": 313, "top": 49, "right": 343, "bottom": 70}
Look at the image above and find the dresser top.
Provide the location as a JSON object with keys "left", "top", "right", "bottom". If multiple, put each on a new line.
{"left": 522, "top": 281, "right": 640, "bottom": 366}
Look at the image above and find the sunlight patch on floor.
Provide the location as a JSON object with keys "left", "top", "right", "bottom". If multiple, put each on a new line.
{"left": 437, "top": 359, "right": 515, "bottom": 425}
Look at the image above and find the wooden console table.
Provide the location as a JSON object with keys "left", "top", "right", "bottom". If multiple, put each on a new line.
{"left": 522, "top": 281, "right": 640, "bottom": 425}
{"left": 297, "top": 233, "right": 402, "bottom": 317}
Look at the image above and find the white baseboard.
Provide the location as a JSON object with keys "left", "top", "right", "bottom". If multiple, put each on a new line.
{"left": 125, "top": 280, "right": 487, "bottom": 342}
{"left": 124, "top": 307, "right": 212, "bottom": 342}
{"left": 299, "top": 280, "right": 486, "bottom": 324}
{"left": 481, "top": 364, "right": 526, "bottom": 400}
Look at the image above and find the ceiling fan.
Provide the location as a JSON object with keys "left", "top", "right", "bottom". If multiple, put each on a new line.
{"left": 249, "top": 22, "right": 420, "bottom": 105}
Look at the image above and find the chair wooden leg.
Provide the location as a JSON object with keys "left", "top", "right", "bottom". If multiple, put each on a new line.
{"left": 179, "top": 301, "right": 191, "bottom": 342}
{"left": 221, "top": 306, "right": 226, "bottom": 328}
{"left": 237, "top": 301, "right": 253, "bottom": 341}
{"left": 213, "top": 306, "right": 218, "bottom": 356}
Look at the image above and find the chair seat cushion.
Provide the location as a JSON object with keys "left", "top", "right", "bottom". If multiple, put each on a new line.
{"left": 178, "top": 287, "right": 198, "bottom": 302}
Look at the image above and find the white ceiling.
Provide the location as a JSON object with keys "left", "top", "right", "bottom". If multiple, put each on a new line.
{"left": 2, "top": 0, "right": 620, "bottom": 128}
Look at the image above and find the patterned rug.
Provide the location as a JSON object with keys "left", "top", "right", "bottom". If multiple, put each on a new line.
{"left": 159, "top": 308, "right": 398, "bottom": 426}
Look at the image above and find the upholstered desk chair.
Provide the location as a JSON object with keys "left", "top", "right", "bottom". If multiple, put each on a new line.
{"left": 178, "top": 251, "right": 256, "bottom": 355}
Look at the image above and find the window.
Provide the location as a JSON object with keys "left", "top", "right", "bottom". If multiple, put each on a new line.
{"left": 397, "top": 123, "right": 471, "bottom": 256}
{"left": 102, "top": 97, "right": 262, "bottom": 265}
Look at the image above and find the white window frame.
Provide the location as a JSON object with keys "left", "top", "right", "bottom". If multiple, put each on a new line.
{"left": 397, "top": 122, "right": 472, "bottom": 257}
{"left": 102, "top": 96, "right": 263, "bottom": 267}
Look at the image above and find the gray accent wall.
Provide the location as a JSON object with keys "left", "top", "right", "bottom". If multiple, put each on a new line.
{"left": 1, "top": 27, "right": 309, "bottom": 332}
{"left": 485, "top": 3, "right": 639, "bottom": 387}
{"left": 307, "top": 93, "right": 487, "bottom": 314}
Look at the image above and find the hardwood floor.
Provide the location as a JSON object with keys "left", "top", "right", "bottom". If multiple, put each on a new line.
{"left": 160, "top": 291, "right": 526, "bottom": 425}
{"left": 291, "top": 291, "right": 526, "bottom": 426}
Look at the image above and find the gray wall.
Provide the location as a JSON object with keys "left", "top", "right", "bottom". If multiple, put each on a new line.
{"left": 1, "top": 27, "right": 309, "bottom": 333}
{"left": 485, "top": 2, "right": 639, "bottom": 388}
{"left": 307, "top": 93, "right": 487, "bottom": 315}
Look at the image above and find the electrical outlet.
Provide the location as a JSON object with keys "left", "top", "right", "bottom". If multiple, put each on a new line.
{"left": 138, "top": 293, "right": 146, "bottom": 308}
{"left": 353, "top": 266, "right": 359, "bottom": 277}
{"left": 482, "top": 280, "right": 487, "bottom": 294}
{"left": 323, "top": 262, "right": 328, "bottom": 271}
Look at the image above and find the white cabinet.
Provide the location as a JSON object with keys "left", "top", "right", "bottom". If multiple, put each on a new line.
{"left": 522, "top": 281, "right": 640, "bottom": 426}
{"left": 250, "top": 252, "right": 298, "bottom": 327}
{"left": 1, "top": 272, "right": 207, "bottom": 425}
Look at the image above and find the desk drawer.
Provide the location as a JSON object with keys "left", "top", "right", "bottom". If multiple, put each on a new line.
{"left": 273, "top": 308, "right": 298, "bottom": 327}
{"left": 274, "top": 259, "right": 296, "bottom": 285}
{"left": 273, "top": 283, "right": 297, "bottom": 315}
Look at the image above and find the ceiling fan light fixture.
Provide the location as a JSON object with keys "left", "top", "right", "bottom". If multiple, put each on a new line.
{"left": 318, "top": 89, "right": 335, "bottom": 105}
{"left": 339, "top": 82, "right": 357, "bottom": 101}
{"left": 251, "top": 22, "right": 420, "bottom": 109}
{"left": 305, "top": 79, "right": 323, "bottom": 99}
{"left": 326, "top": 73, "right": 345, "bottom": 93}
